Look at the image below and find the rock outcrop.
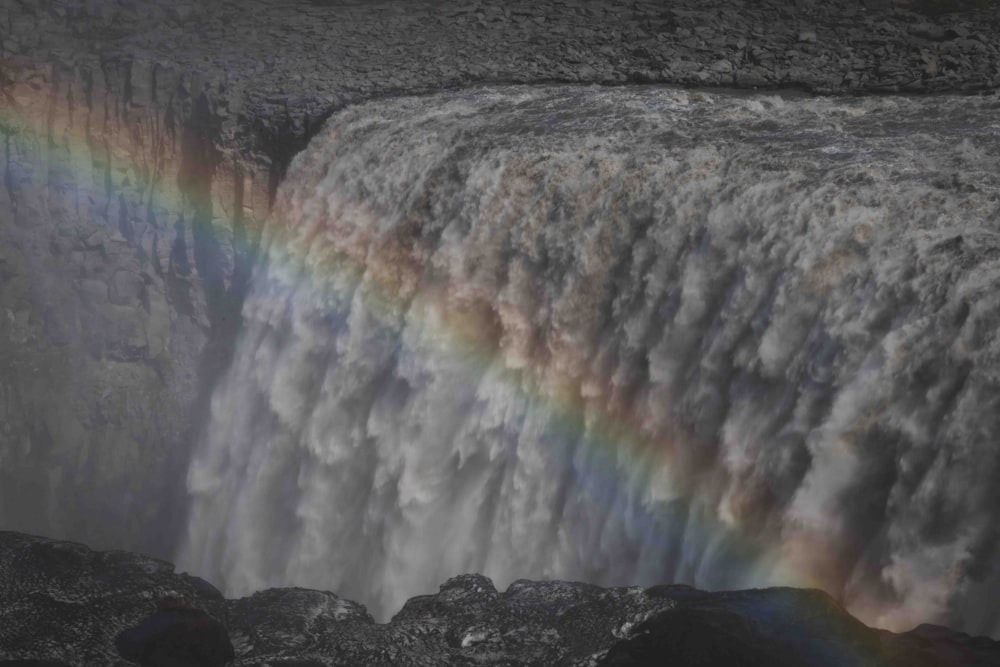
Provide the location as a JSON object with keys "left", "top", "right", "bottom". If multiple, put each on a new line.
{"left": 1, "top": 531, "right": 998, "bottom": 666}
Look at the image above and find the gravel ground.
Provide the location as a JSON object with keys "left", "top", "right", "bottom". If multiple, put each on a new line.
{"left": 3, "top": 0, "right": 999, "bottom": 161}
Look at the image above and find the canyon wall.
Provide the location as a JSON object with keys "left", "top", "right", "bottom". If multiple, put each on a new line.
{"left": 0, "top": 39, "right": 276, "bottom": 555}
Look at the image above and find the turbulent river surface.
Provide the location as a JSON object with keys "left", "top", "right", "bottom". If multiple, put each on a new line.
{"left": 178, "top": 86, "right": 1000, "bottom": 634}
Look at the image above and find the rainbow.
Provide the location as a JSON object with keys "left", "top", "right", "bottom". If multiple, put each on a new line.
{"left": 0, "top": 66, "right": 934, "bottom": 642}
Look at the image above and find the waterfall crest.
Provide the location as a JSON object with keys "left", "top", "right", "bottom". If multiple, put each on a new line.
{"left": 179, "top": 87, "right": 1000, "bottom": 632}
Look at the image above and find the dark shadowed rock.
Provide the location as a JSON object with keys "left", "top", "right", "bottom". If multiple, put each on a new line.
{"left": 115, "top": 599, "right": 234, "bottom": 667}
{"left": 604, "top": 587, "right": 889, "bottom": 667}
{"left": 601, "top": 606, "right": 767, "bottom": 667}
{"left": 891, "top": 623, "right": 1000, "bottom": 667}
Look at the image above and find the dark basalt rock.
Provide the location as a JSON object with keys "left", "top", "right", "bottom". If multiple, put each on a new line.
{"left": 1, "top": 532, "right": 999, "bottom": 666}
{"left": 604, "top": 587, "right": 887, "bottom": 667}
{"left": 601, "top": 606, "right": 768, "bottom": 667}
{"left": 115, "top": 598, "right": 235, "bottom": 667}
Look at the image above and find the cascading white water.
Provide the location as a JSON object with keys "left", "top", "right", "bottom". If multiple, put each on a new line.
{"left": 179, "top": 86, "right": 1000, "bottom": 634}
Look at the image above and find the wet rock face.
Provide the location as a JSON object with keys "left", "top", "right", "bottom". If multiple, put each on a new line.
{"left": 0, "top": 2, "right": 272, "bottom": 559}
{"left": 2, "top": 532, "right": 1000, "bottom": 666}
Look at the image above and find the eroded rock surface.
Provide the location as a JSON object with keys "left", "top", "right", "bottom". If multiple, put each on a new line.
{"left": 1, "top": 532, "right": 999, "bottom": 666}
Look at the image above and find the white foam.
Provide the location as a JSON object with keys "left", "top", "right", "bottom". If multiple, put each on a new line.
{"left": 178, "top": 87, "right": 1000, "bottom": 633}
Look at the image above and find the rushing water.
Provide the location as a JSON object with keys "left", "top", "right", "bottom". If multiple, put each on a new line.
{"left": 178, "top": 86, "right": 1000, "bottom": 633}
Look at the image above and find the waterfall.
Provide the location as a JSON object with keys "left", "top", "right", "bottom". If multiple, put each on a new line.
{"left": 178, "top": 86, "right": 1000, "bottom": 633}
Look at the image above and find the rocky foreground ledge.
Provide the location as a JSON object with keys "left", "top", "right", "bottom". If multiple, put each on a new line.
{"left": 0, "top": 533, "right": 997, "bottom": 666}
